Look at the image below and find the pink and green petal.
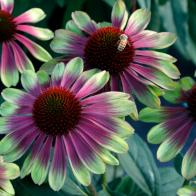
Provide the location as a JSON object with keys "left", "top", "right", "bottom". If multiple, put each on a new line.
{"left": 15, "top": 33, "right": 52, "bottom": 62}
{"left": 11, "top": 41, "right": 34, "bottom": 72}
{"left": 1, "top": 43, "right": 19, "bottom": 87}
{"left": 125, "top": 9, "right": 151, "bottom": 35}
{"left": 0, "top": 101, "right": 18, "bottom": 116}
{"left": 97, "top": 22, "right": 112, "bottom": 28}
{"left": 36, "top": 70, "right": 50, "bottom": 86}
{"left": 130, "top": 63, "right": 177, "bottom": 90}
{"left": 135, "top": 50, "right": 177, "bottom": 63}
{"left": 0, "top": 117, "right": 9, "bottom": 134}
{"left": 157, "top": 119, "right": 193, "bottom": 162}
{"left": 0, "top": 162, "right": 20, "bottom": 180}
{"left": 31, "top": 137, "right": 52, "bottom": 185}
{"left": 76, "top": 71, "right": 109, "bottom": 99}
{"left": 17, "top": 25, "right": 54, "bottom": 40}
{"left": 64, "top": 135, "right": 91, "bottom": 186}
{"left": 120, "top": 71, "right": 160, "bottom": 108}
{"left": 71, "top": 11, "right": 97, "bottom": 34}
{"left": 50, "top": 29, "right": 86, "bottom": 56}
{"left": 111, "top": 0, "right": 128, "bottom": 29}
{"left": 71, "top": 69, "right": 99, "bottom": 94}
{"left": 133, "top": 55, "right": 180, "bottom": 79}
{"left": 49, "top": 136, "right": 67, "bottom": 191}
{"left": 51, "top": 62, "right": 65, "bottom": 86}
{"left": 70, "top": 131, "right": 106, "bottom": 174}
{"left": 66, "top": 20, "right": 84, "bottom": 35}
{"left": 182, "top": 140, "right": 196, "bottom": 179}
{"left": 21, "top": 70, "right": 41, "bottom": 96}
{"left": 61, "top": 57, "right": 84, "bottom": 88}
{"left": 14, "top": 8, "right": 46, "bottom": 24}
{"left": 0, "top": 0, "right": 14, "bottom": 14}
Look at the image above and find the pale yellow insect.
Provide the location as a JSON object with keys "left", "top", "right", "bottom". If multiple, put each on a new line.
{"left": 117, "top": 34, "right": 130, "bottom": 51}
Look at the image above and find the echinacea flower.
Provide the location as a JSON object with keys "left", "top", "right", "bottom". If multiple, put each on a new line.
{"left": 178, "top": 183, "right": 196, "bottom": 196}
{"left": 139, "top": 77, "right": 196, "bottom": 179}
{"left": 0, "top": 0, "right": 53, "bottom": 87}
{"left": 0, "top": 156, "right": 19, "bottom": 195}
{"left": 50, "top": 0, "right": 179, "bottom": 108}
{"left": 0, "top": 57, "right": 134, "bottom": 191}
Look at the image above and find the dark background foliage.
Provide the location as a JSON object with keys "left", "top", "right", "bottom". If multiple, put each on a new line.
{"left": 4, "top": 0, "right": 196, "bottom": 195}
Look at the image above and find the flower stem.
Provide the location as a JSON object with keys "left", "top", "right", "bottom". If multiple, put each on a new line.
{"left": 87, "top": 183, "right": 98, "bottom": 196}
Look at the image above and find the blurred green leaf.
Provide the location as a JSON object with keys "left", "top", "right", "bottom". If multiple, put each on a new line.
{"left": 159, "top": 167, "right": 184, "bottom": 196}
{"left": 118, "top": 134, "right": 161, "bottom": 196}
{"left": 137, "top": 0, "right": 151, "bottom": 9}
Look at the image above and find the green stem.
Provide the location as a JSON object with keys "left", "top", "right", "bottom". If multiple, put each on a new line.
{"left": 101, "top": 173, "right": 107, "bottom": 188}
{"left": 87, "top": 183, "right": 98, "bottom": 196}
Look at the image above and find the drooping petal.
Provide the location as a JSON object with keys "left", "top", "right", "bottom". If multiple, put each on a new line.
{"left": 111, "top": 0, "right": 128, "bottom": 29}
{"left": 71, "top": 11, "right": 97, "bottom": 34}
{"left": 157, "top": 119, "right": 194, "bottom": 162}
{"left": 15, "top": 33, "right": 52, "bottom": 62}
{"left": 63, "top": 135, "right": 91, "bottom": 186}
{"left": 70, "top": 130, "right": 106, "bottom": 174}
{"left": 17, "top": 25, "right": 54, "bottom": 40}
{"left": 1, "top": 43, "right": 19, "bottom": 87}
{"left": 133, "top": 54, "right": 180, "bottom": 79}
{"left": 31, "top": 137, "right": 53, "bottom": 185}
{"left": 120, "top": 70, "right": 160, "bottom": 108}
{"left": 0, "top": 101, "right": 18, "bottom": 116}
{"left": 76, "top": 71, "right": 109, "bottom": 99}
{"left": 14, "top": 8, "right": 46, "bottom": 24}
{"left": 125, "top": 9, "right": 151, "bottom": 35}
{"left": 130, "top": 63, "right": 177, "bottom": 90}
{"left": 11, "top": 41, "right": 34, "bottom": 72}
{"left": 60, "top": 57, "right": 84, "bottom": 88}
{"left": 49, "top": 136, "right": 67, "bottom": 191}
{"left": 182, "top": 140, "right": 196, "bottom": 179}
{"left": 0, "top": 0, "right": 14, "bottom": 13}
{"left": 65, "top": 20, "right": 84, "bottom": 35}
{"left": 0, "top": 180, "right": 15, "bottom": 195}
{"left": 50, "top": 29, "right": 87, "bottom": 56}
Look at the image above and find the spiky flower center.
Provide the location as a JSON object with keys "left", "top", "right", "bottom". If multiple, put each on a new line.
{"left": 0, "top": 10, "right": 16, "bottom": 42}
{"left": 32, "top": 87, "right": 81, "bottom": 136}
{"left": 84, "top": 27, "right": 135, "bottom": 75}
{"left": 181, "top": 85, "right": 196, "bottom": 120}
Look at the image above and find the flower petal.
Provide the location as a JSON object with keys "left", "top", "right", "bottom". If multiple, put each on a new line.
{"left": 0, "top": 162, "right": 19, "bottom": 180}
{"left": 61, "top": 57, "right": 84, "bottom": 89}
{"left": 0, "top": 101, "right": 18, "bottom": 116}
{"left": 1, "top": 43, "right": 19, "bottom": 87}
{"left": 76, "top": 71, "right": 109, "bottom": 99}
{"left": 15, "top": 33, "right": 52, "bottom": 62}
{"left": 0, "top": 0, "right": 14, "bottom": 13}
{"left": 157, "top": 119, "right": 193, "bottom": 162}
{"left": 11, "top": 41, "right": 34, "bottom": 72}
{"left": 72, "top": 11, "right": 97, "bottom": 34}
{"left": 14, "top": 8, "right": 46, "bottom": 24}
{"left": 125, "top": 9, "right": 151, "bottom": 35}
{"left": 17, "top": 25, "right": 54, "bottom": 40}
{"left": 182, "top": 140, "right": 196, "bottom": 179}
{"left": 111, "top": 0, "right": 128, "bottom": 29}
{"left": 65, "top": 20, "right": 84, "bottom": 35}
{"left": 31, "top": 137, "right": 52, "bottom": 185}
{"left": 49, "top": 136, "right": 67, "bottom": 191}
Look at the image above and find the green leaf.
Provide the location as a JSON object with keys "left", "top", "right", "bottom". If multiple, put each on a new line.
{"left": 159, "top": 167, "right": 184, "bottom": 196}
{"left": 118, "top": 134, "right": 161, "bottom": 196}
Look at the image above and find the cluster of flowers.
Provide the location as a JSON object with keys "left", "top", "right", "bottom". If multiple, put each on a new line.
{"left": 0, "top": 0, "right": 195, "bottom": 194}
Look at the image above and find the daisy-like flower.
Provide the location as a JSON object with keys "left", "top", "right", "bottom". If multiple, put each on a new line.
{"left": 0, "top": 0, "right": 53, "bottom": 87}
{"left": 0, "top": 156, "right": 19, "bottom": 195}
{"left": 139, "top": 77, "right": 196, "bottom": 179}
{"left": 50, "top": 0, "right": 179, "bottom": 108}
{"left": 0, "top": 57, "right": 134, "bottom": 191}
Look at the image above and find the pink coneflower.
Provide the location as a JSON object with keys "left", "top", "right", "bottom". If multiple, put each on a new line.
{"left": 0, "top": 57, "right": 134, "bottom": 191}
{"left": 50, "top": 0, "right": 179, "bottom": 108}
{"left": 0, "top": 0, "right": 53, "bottom": 87}
{"left": 139, "top": 77, "right": 196, "bottom": 179}
{"left": 0, "top": 156, "right": 19, "bottom": 195}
